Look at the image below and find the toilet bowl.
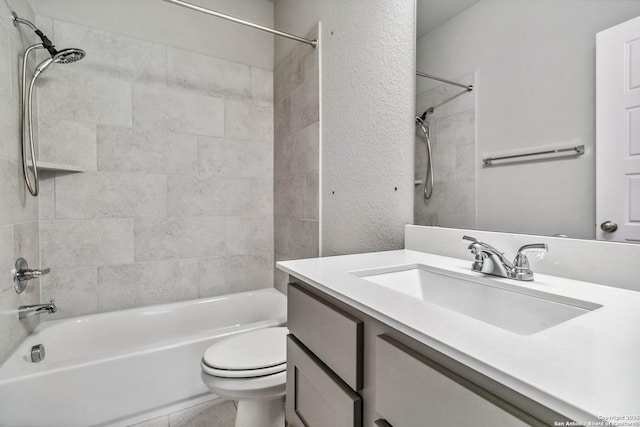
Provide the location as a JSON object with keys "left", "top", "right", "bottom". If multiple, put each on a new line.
{"left": 201, "top": 327, "right": 288, "bottom": 427}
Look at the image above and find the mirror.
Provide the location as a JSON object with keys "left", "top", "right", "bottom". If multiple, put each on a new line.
{"left": 414, "top": 0, "right": 640, "bottom": 240}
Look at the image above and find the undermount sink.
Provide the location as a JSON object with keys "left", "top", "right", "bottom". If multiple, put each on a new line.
{"left": 351, "top": 264, "right": 602, "bottom": 335}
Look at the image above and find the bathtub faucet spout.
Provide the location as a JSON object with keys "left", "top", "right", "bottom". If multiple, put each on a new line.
{"left": 18, "top": 300, "right": 57, "bottom": 320}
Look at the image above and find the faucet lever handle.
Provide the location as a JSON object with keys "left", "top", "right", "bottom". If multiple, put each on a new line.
{"left": 462, "top": 235, "right": 504, "bottom": 256}
{"left": 13, "top": 258, "right": 51, "bottom": 294}
{"left": 515, "top": 243, "right": 548, "bottom": 259}
{"left": 462, "top": 235, "right": 481, "bottom": 243}
{"left": 512, "top": 243, "right": 548, "bottom": 281}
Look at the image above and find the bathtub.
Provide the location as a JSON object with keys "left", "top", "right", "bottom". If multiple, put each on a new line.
{"left": 0, "top": 289, "right": 286, "bottom": 427}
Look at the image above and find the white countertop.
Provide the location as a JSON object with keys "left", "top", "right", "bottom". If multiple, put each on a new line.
{"left": 278, "top": 249, "right": 640, "bottom": 424}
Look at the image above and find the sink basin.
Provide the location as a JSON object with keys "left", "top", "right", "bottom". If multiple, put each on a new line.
{"left": 352, "top": 264, "right": 602, "bottom": 335}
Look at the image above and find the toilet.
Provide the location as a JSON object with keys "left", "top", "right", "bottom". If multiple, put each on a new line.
{"left": 200, "top": 327, "right": 288, "bottom": 427}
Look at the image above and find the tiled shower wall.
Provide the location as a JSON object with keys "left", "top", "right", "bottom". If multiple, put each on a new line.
{"left": 35, "top": 17, "right": 275, "bottom": 319}
{"left": 0, "top": 0, "right": 41, "bottom": 363}
{"left": 414, "top": 73, "right": 477, "bottom": 229}
{"left": 273, "top": 27, "right": 320, "bottom": 293}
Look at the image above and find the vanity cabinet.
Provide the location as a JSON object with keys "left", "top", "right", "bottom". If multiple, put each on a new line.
{"left": 286, "top": 280, "right": 568, "bottom": 427}
{"left": 286, "top": 336, "right": 362, "bottom": 427}
{"left": 286, "top": 283, "right": 363, "bottom": 427}
{"left": 375, "top": 334, "right": 531, "bottom": 427}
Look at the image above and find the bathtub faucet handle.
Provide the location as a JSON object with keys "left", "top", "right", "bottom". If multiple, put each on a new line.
{"left": 17, "top": 267, "right": 51, "bottom": 280}
{"left": 13, "top": 258, "right": 50, "bottom": 294}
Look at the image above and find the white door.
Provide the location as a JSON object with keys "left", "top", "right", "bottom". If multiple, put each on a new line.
{"left": 596, "top": 15, "right": 640, "bottom": 242}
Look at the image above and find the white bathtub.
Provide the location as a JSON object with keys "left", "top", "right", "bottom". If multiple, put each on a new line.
{"left": 0, "top": 289, "right": 287, "bottom": 427}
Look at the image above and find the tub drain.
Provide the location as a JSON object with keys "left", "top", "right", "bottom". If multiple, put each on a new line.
{"left": 31, "top": 344, "right": 45, "bottom": 362}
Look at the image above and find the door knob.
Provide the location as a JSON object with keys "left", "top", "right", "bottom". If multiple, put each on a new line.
{"left": 600, "top": 221, "right": 618, "bottom": 233}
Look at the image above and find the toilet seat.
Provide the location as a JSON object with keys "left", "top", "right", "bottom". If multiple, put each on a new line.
{"left": 202, "top": 362, "right": 286, "bottom": 378}
{"left": 202, "top": 327, "right": 288, "bottom": 379}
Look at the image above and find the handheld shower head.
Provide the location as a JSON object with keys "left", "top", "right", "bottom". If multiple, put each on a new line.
{"left": 33, "top": 57, "right": 55, "bottom": 79}
{"left": 53, "top": 48, "right": 86, "bottom": 64}
{"left": 31, "top": 48, "right": 85, "bottom": 82}
{"left": 13, "top": 12, "right": 86, "bottom": 197}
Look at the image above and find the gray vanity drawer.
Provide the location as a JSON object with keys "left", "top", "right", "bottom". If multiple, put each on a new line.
{"left": 286, "top": 335, "right": 362, "bottom": 427}
{"left": 375, "top": 335, "right": 537, "bottom": 427}
{"left": 288, "top": 283, "right": 363, "bottom": 390}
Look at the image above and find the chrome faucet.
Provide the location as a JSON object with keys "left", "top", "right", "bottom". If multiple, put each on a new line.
{"left": 463, "top": 236, "right": 548, "bottom": 281}
{"left": 18, "top": 299, "right": 57, "bottom": 320}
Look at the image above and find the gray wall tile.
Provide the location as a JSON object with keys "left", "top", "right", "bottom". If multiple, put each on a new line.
{"left": 41, "top": 219, "right": 134, "bottom": 268}
{"left": 97, "top": 126, "right": 197, "bottom": 175}
{"left": 169, "top": 176, "right": 272, "bottom": 217}
{"left": 274, "top": 217, "right": 319, "bottom": 259}
{"left": 275, "top": 123, "right": 319, "bottom": 178}
{"left": 40, "top": 267, "right": 98, "bottom": 320}
{"left": 251, "top": 67, "right": 273, "bottom": 102}
{"left": 55, "top": 172, "right": 167, "bottom": 219}
{"left": 198, "top": 136, "right": 272, "bottom": 178}
{"left": 0, "top": 159, "right": 38, "bottom": 225}
{"left": 167, "top": 175, "right": 226, "bottom": 217}
{"left": 134, "top": 218, "right": 226, "bottom": 262}
{"left": 38, "top": 173, "right": 56, "bottom": 220}
{"left": 225, "top": 178, "right": 273, "bottom": 216}
{"left": 289, "top": 80, "right": 319, "bottom": 134}
{"left": 22, "top": 13, "right": 276, "bottom": 340}
{"left": 0, "top": 88, "right": 19, "bottom": 161}
{"left": 133, "top": 84, "right": 224, "bottom": 137}
{"left": 274, "top": 97, "right": 290, "bottom": 144}
{"left": 53, "top": 20, "right": 166, "bottom": 83}
{"left": 97, "top": 259, "right": 199, "bottom": 312}
{"left": 274, "top": 252, "right": 291, "bottom": 295}
{"left": 455, "top": 143, "right": 476, "bottom": 181}
{"left": 0, "top": 27, "right": 11, "bottom": 98}
{"left": 14, "top": 222, "right": 39, "bottom": 270}
{"left": 274, "top": 176, "right": 304, "bottom": 218}
{"left": 273, "top": 36, "right": 319, "bottom": 267}
{"left": 12, "top": 221, "right": 41, "bottom": 308}
{"left": 197, "top": 257, "right": 229, "bottom": 297}
{"left": 0, "top": 288, "right": 35, "bottom": 363}
{"left": 37, "top": 68, "right": 132, "bottom": 127}
{"left": 226, "top": 216, "right": 273, "bottom": 255}
{"left": 38, "top": 118, "right": 97, "bottom": 171}
{"left": 167, "top": 47, "right": 250, "bottom": 99}
{"left": 274, "top": 46, "right": 304, "bottom": 103}
{"left": 288, "top": 121, "right": 319, "bottom": 175}
{"left": 225, "top": 99, "right": 273, "bottom": 142}
{"left": 0, "top": 226, "right": 14, "bottom": 294}
{"left": 303, "top": 172, "right": 319, "bottom": 220}
{"left": 198, "top": 254, "right": 273, "bottom": 298}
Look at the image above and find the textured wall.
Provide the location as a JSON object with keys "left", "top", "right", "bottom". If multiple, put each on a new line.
{"left": 273, "top": 26, "right": 320, "bottom": 294}
{"left": 414, "top": 73, "right": 477, "bottom": 228}
{"left": 275, "top": 0, "right": 416, "bottom": 256}
{"left": 416, "top": 0, "right": 640, "bottom": 239}
{"left": 0, "top": 0, "right": 41, "bottom": 364}
{"left": 35, "top": 12, "right": 275, "bottom": 319}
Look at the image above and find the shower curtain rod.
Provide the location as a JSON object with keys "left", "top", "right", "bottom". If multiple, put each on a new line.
{"left": 161, "top": 0, "right": 318, "bottom": 48}
{"left": 416, "top": 71, "right": 473, "bottom": 91}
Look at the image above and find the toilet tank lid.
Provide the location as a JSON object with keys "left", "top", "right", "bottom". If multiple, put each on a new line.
{"left": 203, "top": 327, "right": 288, "bottom": 370}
